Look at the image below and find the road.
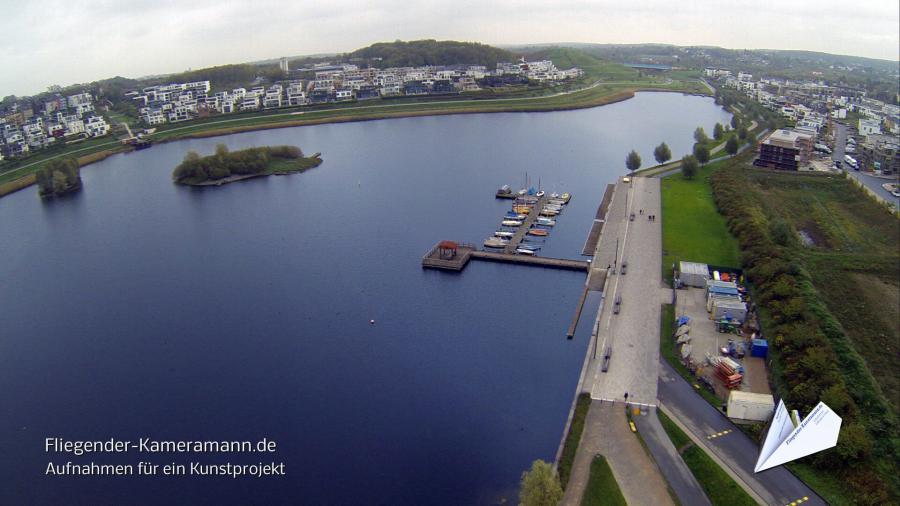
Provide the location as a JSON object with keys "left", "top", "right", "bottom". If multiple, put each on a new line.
{"left": 560, "top": 403, "right": 675, "bottom": 506}
{"left": 658, "top": 360, "right": 825, "bottom": 506}
{"left": 632, "top": 407, "right": 711, "bottom": 506}
{"left": 832, "top": 122, "right": 900, "bottom": 205}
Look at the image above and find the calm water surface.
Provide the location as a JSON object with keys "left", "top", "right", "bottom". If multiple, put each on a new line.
{"left": 0, "top": 93, "right": 730, "bottom": 505}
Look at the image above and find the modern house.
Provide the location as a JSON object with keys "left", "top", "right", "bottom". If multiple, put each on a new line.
{"left": 754, "top": 129, "right": 814, "bottom": 170}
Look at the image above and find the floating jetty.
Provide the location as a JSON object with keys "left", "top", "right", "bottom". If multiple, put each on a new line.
{"left": 504, "top": 194, "right": 549, "bottom": 253}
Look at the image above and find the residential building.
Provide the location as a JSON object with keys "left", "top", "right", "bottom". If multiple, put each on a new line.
{"left": 859, "top": 119, "right": 882, "bottom": 137}
{"left": 84, "top": 116, "right": 110, "bottom": 137}
{"left": 754, "top": 129, "right": 814, "bottom": 170}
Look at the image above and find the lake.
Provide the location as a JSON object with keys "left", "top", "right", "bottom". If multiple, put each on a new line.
{"left": 0, "top": 92, "right": 730, "bottom": 505}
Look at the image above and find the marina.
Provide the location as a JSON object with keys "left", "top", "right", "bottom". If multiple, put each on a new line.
{"left": 422, "top": 187, "right": 586, "bottom": 272}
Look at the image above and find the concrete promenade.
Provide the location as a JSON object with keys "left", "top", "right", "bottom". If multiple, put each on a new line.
{"left": 561, "top": 177, "right": 686, "bottom": 505}
{"left": 588, "top": 176, "right": 666, "bottom": 406}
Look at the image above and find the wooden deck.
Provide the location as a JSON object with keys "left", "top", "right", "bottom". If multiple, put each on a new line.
{"left": 505, "top": 195, "right": 550, "bottom": 253}
{"left": 421, "top": 243, "right": 475, "bottom": 271}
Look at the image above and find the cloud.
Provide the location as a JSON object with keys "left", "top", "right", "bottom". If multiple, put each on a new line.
{"left": 0, "top": 0, "right": 897, "bottom": 97}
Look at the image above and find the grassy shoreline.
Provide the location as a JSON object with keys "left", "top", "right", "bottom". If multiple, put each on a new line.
{"left": 0, "top": 81, "right": 707, "bottom": 197}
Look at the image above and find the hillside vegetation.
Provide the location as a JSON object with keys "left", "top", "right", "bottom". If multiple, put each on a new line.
{"left": 524, "top": 47, "right": 639, "bottom": 81}
{"left": 710, "top": 163, "right": 899, "bottom": 504}
{"left": 349, "top": 39, "right": 513, "bottom": 68}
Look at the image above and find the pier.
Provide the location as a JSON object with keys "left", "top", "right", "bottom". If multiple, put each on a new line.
{"left": 471, "top": 250, "right": 589, "bottom": 271}
{"left": 505, "top": 195, "right": 550, "bottom": 253}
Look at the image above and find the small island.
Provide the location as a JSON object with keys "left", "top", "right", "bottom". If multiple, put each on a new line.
{"left": 172, "top": 144, "right": 323, "bottom": 186}
{"left": 36, "top": 158, "right": 82, "bottom": 198}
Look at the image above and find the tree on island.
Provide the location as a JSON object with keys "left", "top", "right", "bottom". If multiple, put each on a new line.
{"left": 681, "top": 155, "right": 699, "bottom": 179}
{"left": 725, "top": 136, "right": 740, "bottom": 157}
{"left": 35, "top": 158, "right": 81, "bottom": 197}
{"left": 731, "top": 115, "right": 741, "bottom": 129}
{"left": 172, "top": 145, "right": 318, "bottom": 185}
{"left": 625, "top": 150, "right": 642, "bottom": 175}
{"left": 693, "top": 142, "right": 711, "bottom": 165}
{"left": 653, "top": 142, "right": 672, "bottom": 165}
{"left": 713, "top": 122, "right": 725, "bottom": 141}
{"left": 519, "top": 460, "right": 563, "bottom": 506}
{"left": 694, "top": 127, "right": 709, "bottom": 145}
{"left": 738, "top": 126, "right": 749, "bottom": 140}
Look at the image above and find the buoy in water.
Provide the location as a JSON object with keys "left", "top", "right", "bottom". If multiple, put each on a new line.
{"left": 369, "top": 319, "right": 375, "bottom": 325}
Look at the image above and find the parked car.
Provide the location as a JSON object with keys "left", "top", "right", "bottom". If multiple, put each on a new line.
{"left": 621, "top": 261, "right": 628, "bottom": 275}
{"left": 613, "top": 295, "right": 622, "bottom": 314}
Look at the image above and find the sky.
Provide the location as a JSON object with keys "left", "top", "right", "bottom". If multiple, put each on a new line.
{"left": 1, "top": 0, "right": 898, "bottom": 97}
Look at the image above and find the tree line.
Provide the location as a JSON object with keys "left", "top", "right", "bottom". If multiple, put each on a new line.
{"left": 348, "top": 39, "right": 513, "bottom": 69}
{"left": 623, "top": 114, "right": 752, "bottom": 179}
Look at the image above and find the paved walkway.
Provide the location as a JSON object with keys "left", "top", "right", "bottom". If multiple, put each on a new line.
{"left": 589, "top": 177, "right": 665, "bottom": 406}
{"left": 561, "top": 402, "right": 675, "bottom": 506}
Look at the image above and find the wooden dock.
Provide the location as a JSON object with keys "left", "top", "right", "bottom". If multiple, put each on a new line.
{"left": 505, "top": 195, "right": 550, "bottom": 253}
{"left": 421, "top": 242, "right": 475, "bottom": 271}
{"left": 470, "top": 250, "right": 590, "bottom": 271}
{"left": 581, "top": 184, "right": 616, "bottom": 256}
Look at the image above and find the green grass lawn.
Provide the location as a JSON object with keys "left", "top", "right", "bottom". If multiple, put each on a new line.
{"left": 580, "top": 455, "right": 627, "bottom": 506}
{"left": 558, "top": 393, "right": 591, "bottom": 489}
{"left": 657, "top": 410, "right": 757, "bottom": 506}
{"left": 660, "top": 156, "right": 741, "bottom": 282}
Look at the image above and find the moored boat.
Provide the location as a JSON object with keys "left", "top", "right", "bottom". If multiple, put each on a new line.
{"left": 536, "top": 217, "right": 556, "bottom": 226}
{"left": 484, "top": 237, "right": 509, "bottom": 248}
{"left": 501, "top": 220, "right": 523, "bottom": 226}
{"left": 516, "top": 248, "right": 535, "bottom": 255}
{"left": 560, "top": 192, "right": 571, "bottom": 203}
{"left": 494, "top": 231, "right": 515, "bottom": 238}
{"left": 528, "top": 229, "right": 549, "bottom": 237}
{"left": 496, "top": 184, "right": 514, "bottom": 199}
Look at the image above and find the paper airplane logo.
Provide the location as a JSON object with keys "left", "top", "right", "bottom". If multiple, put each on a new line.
{"left": 755, "top": 399, "right": 842, "bottom": 472}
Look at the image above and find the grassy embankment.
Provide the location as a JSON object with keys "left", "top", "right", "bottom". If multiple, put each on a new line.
{"left": 557, "top": 393, "right": 591, "bottom": 489}
{"left": 711, "top": 164, "right": 900, "bottom": 504}
{"left": 0, "top": 48, "right": 708, "bottom": 196}
{"left": 657, "top": 410, "right": 757, "bottom": 506}
{"left": 579, "top": 455, "right": 627, "bottom": 506}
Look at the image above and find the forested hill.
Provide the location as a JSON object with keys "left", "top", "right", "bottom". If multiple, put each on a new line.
{"left": 349, "top": 40, "right": 514, "bottom": 68}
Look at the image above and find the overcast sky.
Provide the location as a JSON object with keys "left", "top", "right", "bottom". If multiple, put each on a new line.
{"left": 1, "top": 0, "right": 897, "bottom": 97}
